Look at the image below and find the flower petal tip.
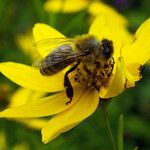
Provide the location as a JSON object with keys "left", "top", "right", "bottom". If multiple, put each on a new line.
{"left": 33, "top": 23, "right": 49, "bottom": 30}
{"left": 42, "top": 137, "right": 48, "bottom": 144}
{"left": 41, "top": 129, "right": 53, "bottom": 144}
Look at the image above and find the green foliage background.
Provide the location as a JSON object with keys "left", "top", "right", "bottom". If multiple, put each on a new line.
{"left": 0, "top": 0, "right": 150, "bottom": 150}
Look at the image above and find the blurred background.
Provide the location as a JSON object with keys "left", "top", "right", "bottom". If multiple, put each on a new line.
{"left": 0, "top": 0, "right": 150, "bottom": 150}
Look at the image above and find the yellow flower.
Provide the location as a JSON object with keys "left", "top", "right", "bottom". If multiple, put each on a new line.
{"left": 0, "top": 14, "right": 150, "bottom": 144}
{"left": 88, "top": 1, "right": 128, "bottom": 26}
{"left": 44, "top": 0, "right": 128, "bottom": 26}
{"left": 44, "top": 0, "right": 89, "bottom": 13}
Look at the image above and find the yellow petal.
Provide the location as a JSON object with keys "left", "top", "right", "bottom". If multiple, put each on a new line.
{"left": 89, "top": 14, "right": 132, "bottom": 61}
{"left": 0, "top": 62, "right": 64, "bottom": 92}
{"left": 10, "top": 88, "right": 32, "bottom": 107}
{"left": 8, "top": 88, "right": 48, "bottom": 130}
{"left": 42, "top": 89, "right": 99, "bottom": 143}
{"left": 88, "top": 1, "right": 128, "bottom": 26}
{"left": 33, "top": 23, "right": 66, "bottom": 57}
{"left": 44, "top": 0, "right": 89, "bottom": 13}
{"left": 99, "top": 57, "right": 126, "bottom": 98}
{"left": 33, "top": 23, "right": 65, "bottom": 42}
{"left": 136, "top": 18, "right": 150, "bottom": 39}
{"left": 125, "top": 63, "right": 142, "bottom": 88}
{"left": 0, "top": 86, "right": 84, "bottom": 118}
{"left": 123, "top": 18, "right": 150, "bottom": 65}
{"left": 9, "top": 88, "right": 45, "bottom": 107}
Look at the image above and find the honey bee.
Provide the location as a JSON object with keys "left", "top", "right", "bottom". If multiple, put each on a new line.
{"left": 35, "top": 35, "right": 114, "bottom": 104}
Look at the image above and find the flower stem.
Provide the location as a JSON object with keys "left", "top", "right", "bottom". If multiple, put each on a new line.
{"left": 101, "top": 101, "right": 117, "bottom": 150}
{"left": 118, "top": 115, "right": 124, "bottom": 150}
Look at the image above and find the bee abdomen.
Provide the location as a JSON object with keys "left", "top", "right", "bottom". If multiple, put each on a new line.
{"left": 40, "top": 66, "right": 58, "bottom": 76}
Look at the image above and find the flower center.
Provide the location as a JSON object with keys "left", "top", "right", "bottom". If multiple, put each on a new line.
{"left": 72, "top": 56, "right": 114, "bottom": 91}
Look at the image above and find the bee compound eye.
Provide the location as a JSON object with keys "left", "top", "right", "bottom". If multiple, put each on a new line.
{"left": 101, "top": 39, "right": 113, "bottom": 59}
{"left": 102, "top": 47, "right": 112, "bottom": 58}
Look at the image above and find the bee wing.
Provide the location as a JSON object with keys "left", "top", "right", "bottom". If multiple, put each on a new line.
{"left": 39, "top": 44, "right": 85, "bottom": 71}
{"left": 34, "top": 37, "right": 73, "bottom": 57}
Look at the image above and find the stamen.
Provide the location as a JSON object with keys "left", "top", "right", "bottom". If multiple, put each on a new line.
{"left": 72, "top": 57, "right": 114, "bottom": 91}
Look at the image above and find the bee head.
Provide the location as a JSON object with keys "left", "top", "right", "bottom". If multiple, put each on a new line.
{"left": 101, "top": 39, "right": 113, "bottom": 59}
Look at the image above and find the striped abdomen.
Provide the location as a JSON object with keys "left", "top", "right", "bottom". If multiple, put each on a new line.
{"left": 39, "top": 44, "right": 82, "bottom": 76}
{"left": 40, "top": 60, "right": 72, "bottom": 76}
{"left": 40, "top": 55, "right": 76, "bottom": 76}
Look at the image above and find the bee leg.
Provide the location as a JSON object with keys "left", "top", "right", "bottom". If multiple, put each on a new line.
{"left": 64, "top": 63, "right": 79, "bottom": 105}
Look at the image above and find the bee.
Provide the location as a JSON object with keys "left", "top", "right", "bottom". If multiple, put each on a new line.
{"left": 35, "top": 35, "right": 114, "bottom": 105}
